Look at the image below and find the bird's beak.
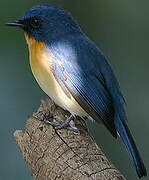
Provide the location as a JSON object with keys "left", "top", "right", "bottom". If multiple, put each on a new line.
{"left": 5, "top": 20, "right": 25, "bottom": 29}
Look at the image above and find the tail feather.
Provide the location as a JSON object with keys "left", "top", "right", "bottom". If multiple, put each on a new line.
{"left": 114, "top": 112, "right": 147, "bottom": 178}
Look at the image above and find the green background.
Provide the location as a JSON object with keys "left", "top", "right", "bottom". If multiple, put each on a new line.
{"left": 1, "top": 0, "right": 149, "bottom": 179}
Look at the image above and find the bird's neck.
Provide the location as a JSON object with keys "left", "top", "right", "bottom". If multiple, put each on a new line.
{"left": 25, "top": 33, "right": 43, "bottom": 48}
{"left": 24, "top": 32, "right": 54, "bottom": 69}
{"left": 24, "top": 33, "right": 46, "bottom": 69}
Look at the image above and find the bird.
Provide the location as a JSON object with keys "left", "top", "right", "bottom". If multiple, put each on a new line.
{"left": 6, "top": 5, "right": 147, "bottom": 178}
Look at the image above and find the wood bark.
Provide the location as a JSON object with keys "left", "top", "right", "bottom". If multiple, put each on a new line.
{"left": 14, "top": 98, "right": 126, "bottom": 180}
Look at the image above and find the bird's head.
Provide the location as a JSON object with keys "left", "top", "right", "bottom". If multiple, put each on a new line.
{"left": 6, "top": 5, "right": 81, "bottom": 43}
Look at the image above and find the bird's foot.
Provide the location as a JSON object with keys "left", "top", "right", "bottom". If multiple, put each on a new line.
{"left": 43, "top": 114, "right": 79, "bottom": 133}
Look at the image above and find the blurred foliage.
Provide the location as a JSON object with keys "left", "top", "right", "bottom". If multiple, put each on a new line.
{"left": 1, "top": 0, "right": 149, "bottom": 179}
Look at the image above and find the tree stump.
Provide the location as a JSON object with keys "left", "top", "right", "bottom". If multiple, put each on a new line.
{"left": 14, "top": 98, "right": 126, "bottom": 180}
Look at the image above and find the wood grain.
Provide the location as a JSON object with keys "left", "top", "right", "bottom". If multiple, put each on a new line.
{"left": 14, "top": 98, "right": 126, "bottom": 180}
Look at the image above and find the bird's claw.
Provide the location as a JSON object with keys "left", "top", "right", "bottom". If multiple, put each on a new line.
{"left": 43, "top": 115, "right": 79, "bottom": 133}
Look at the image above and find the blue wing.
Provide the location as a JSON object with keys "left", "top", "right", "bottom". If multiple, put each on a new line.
{"left": 46, "top": 33, "right": 146, "bottom": 176}
{"left": 48, "top": 33, "right": 126, "bottom": 137}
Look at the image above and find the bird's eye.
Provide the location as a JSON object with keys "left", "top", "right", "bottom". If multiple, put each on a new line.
{"left": 30, "top": 18, "right": 41, "bottom": 29}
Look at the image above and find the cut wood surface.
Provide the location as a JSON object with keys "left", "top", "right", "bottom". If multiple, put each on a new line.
{"left": 14, "top": 98, "right": 126, "bottom": 180}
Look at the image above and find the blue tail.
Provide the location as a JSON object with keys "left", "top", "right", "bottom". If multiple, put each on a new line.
{"left": 114, "top": 111, "right": 147, "bottom": 178}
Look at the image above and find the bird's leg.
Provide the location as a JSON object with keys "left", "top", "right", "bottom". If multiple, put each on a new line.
{"left": 44, "top": 114, "right": 79, "bottom": 132}
{"left": 67, "top": 118, "right": 80, "bottom": 133}
{"left": 43, "top": 119, "right": 59, "bottom": 126}
{"left": 54, "top": 114, "right": 73, "bottom": 129}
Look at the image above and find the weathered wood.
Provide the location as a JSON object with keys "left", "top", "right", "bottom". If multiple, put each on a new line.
{"left": 14, "top": 98, "right": 126, "bottom": 180}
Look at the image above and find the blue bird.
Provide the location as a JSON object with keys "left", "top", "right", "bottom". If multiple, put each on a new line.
{"left": 6, "top": 5, "right": 147, "bottom": 178}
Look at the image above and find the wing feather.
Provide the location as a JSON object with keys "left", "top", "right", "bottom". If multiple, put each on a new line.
{"left": 48, "top": 33, "right": 125, "bottom": 137}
